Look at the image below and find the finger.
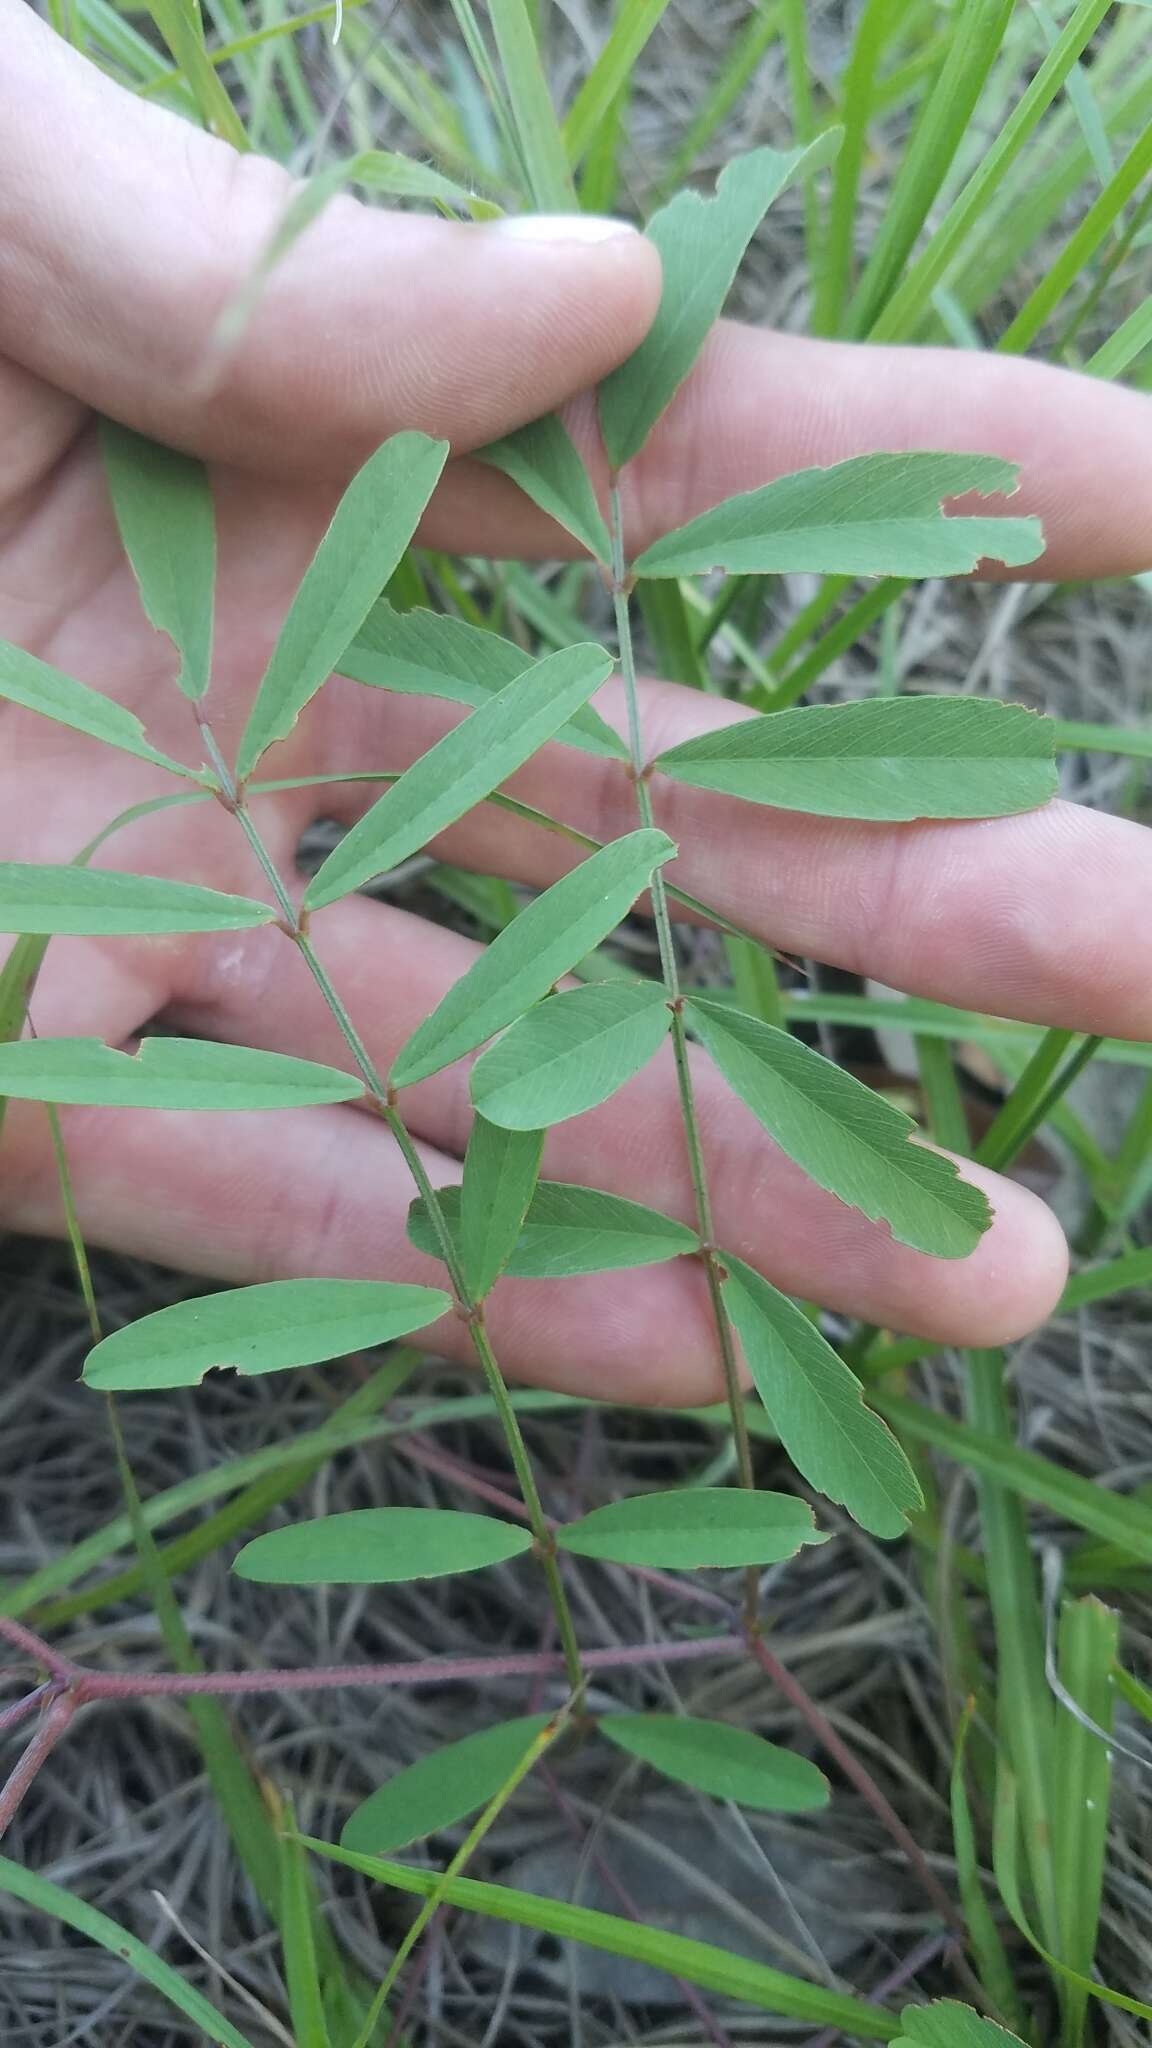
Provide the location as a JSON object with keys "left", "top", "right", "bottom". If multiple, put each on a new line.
{"left": 166, "top": 893, "right": 1068, "bottom": 1350}
{"left": 426, "top": 323, "right": 1152, "bottom": 580}
{"left": 0, "top": 5, "right": 660, "bottom": 475}
{"left": 309, "top": 671, "right": 1152, "bottom": 1042}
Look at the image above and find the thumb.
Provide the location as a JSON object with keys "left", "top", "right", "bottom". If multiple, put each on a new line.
{"left": 0, "top": 5, "right": 661, "bottom": 476}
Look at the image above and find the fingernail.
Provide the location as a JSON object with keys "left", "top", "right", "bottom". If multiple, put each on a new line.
{"left": 492, "top": 213, "right": 638, "bottom": 244}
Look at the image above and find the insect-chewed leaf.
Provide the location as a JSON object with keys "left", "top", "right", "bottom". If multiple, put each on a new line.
{"left": 895, "top": 2002, "right": 1028, "bottom": 2047}
{"left": 236, "top": 433, "right": 449, "bottom": 780}
{"left": 599, "top": 135, "right": 841, "bottom": 469}
{"left": 341, "top": 1715, "right": 552, "bottom": 1855}
{"left": 0, "top": 1036, "right": 362, "bottom": 1109}
{"left": 721, "top": 1253, "right": 922, "bottom": 1539}
{"left": 599, "top": 1714, "right": 830, "bottom": 1812}
{"left": 478, "top": 414, "right": 612, "bottom": 562}
{"left": 0, "top": 640, "right": 197, "bottom": 778}
{"left": 633, "top": 452, "right": 1044, "bottom": 580}
{"left": 232, "top": 1507, "right": 533, "bottom": 1584}
{"left": 391, "top": 830, "right": 676, "bottom": 1086}
{"left": 0, "top": 865, "right": 276, "bottom": 937}
{"left": 557, "top": 1488, "right": 827, "bottom": 1568}
{"left": 408, "top": 1180, "right": 699, "bottom": 1277}
{"left": 655, "top": 695, "right": 1057, "bottom": 821}
{"left": 341, "top": 605, "right": 627, "bottom": 761}
{"left": 306, "top": 642, "right": 614, "bottom": 909}
{"left": 83, "top": 1278, "right": 448, "bottom": 1390}
{"left": 687, "top": 997, "right": 990, "bottom": 1257}
{"left": 460, "top": 1117, "right": 544, "bottom": 1299}
{"left": 470, "top": 981, "right": 672, "bottom": 1128}
{"left": 100, "top": 421, "right": 216, "bottom": 702}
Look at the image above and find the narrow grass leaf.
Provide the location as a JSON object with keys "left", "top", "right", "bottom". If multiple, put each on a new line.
{"left": 409, "top": 1180, "right": 698, "bottom": 1276}
{"left": 342, "top": 1716, "right": 552, "bottom": 1854}
{"left": 1051, "top": 1595, "right": 1119, "bottom": 2039}
{"left": 688, "top": 999, "right": 990, "bottom": 1257}
{"left": 100, "top": 421, "right": 216, "bottom": 701}
{"left": 0, "top": 640, "right": 198, "bottom": 778}
{"left": 391, "top": 829, "right": 675, "bottom": 1086}
{"left": 342, "top": 603, "right": 627, "bottom": 760}
{"left": 0, "top": 1036, "right": 362, "bottom": 1109}
{"left": 487, "top": 0, "right": 575, "bottom": 210}
{"left": 0, "top": 1858, "right": 257, "bottom": 2048}
{"left": 896, "top": 2004, "right": 1027, "bottom": 2046}
{"left": 0, "top": 932, "right": 49, "bottom": 1140}
{"left": 478, "top": 415, "right": 611, "bottom": 561}
{"left": 0, "top": 865, "right": 276, "bottom": 936}
{"left": 723, "top": 1254, "right": 923, "bottom": 1539}
{"left": 302, "top": 1838, "right": 902, "bottom": 2034}
{"left": 306, "top": 643, "right": 613, "bottom": 908}
{"left": 277, "top": 1800, "right": 331, "bottom": 2048}
{"left": 599, "top": 136, "right": 840, "bottom": 468}
{"left": 600, "top": 1715, "right": 829, "bottom": 1811}
{"left": 634, "top": 453, "right": 1044, "bottom": 579}
{"left": 470, "top": 981, "right": 671, "bottom": 1128}
{"left": 656, "top": 697, "right": 1056, "bottom": 821}
{"left": 142, "top": 0, "right": 249, "bottom": 149}
{"left": 83, "top": 1279, "right": 448, "bottom": 1390}
{"left": 233, "top": 1507, "right": 532, "bottom": 1583}
{"left": 460, "top": 1116, "right": 544, "bottom": 1298}
{"left": 562, "top": 0, "right": 672, "bottom": 166}
{"left": 557, "top": 1487, "right": 827, "bottom": 1567}
{"left": 236, "top": 433, "right": 449, "bottom": 779}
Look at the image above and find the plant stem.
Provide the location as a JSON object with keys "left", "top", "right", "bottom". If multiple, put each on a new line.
{"left": 0, "top": 1692, "right": 77, "bottom": 1844}
{"left": 209, "top": 729, "right": 584, "bottom": 1690}
{"left": 609, "top": 488, "right": 758, "bottom": 1621}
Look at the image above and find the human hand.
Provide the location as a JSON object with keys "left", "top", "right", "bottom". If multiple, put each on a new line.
{"left": 3, "top": 5, "right": 1152, "bottom": 1403}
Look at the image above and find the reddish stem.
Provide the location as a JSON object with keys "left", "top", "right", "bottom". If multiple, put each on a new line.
{"left": 0, "top": 1685, "right": 52, "bottom": 1737}
{"left": 0, "top": 1614, "right": 77, "bottom": 1680}
{"left": 0, "top": 1692, "right": 77, "bottom": 1843}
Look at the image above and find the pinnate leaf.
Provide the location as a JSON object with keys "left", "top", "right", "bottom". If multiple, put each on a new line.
{"left": 655, "top": 695, "right": 1056, "bottom": 821}
{"left": 341, "top": 604, "right": 627, "bottom": 760}
{"left": 0, "top": 865, "right": 276, "bottom": 936}
{"left": 599, "top": 136, "right": 840, "bottom": 468}
{"left": 100, "top": 421, "right": 216, "bottom": 702}
{"left": 722, "top": 1253, "right": 922, "bottom": 1539}
{"left": 83, "top": 1279, "right": 448, "bottom": 1390}
{"left": 236, "top": 432, "right": 449, "bottom": 779}
{"left": 342, "top": 1716, "right": 552, "bottom": 1855}
{"left": 233, "top": 1507, "right": 533, "bottom": 1583}
{"left": 391, "top": 830, "right": 676, "bottom": 1086}
{"left": 0, "top": 640, "right": 198, "bottom": 778}
{"left": 470, "top": 981, "right": 671, "bottom": 1128}
{"left": 557, "top": 1488, "right": 827, "bottom": 1568}
{"left": 634, "top": 453, "right": 1044, "bottom": 579}
{"left": 0, "top": 1036, "right": 362, "bottom": 1109}
{"left": 687, "top": 998, "right": 990, "bottom": 1258}
{"left": 896, "top": 2003, "right": 1027, "bottom": 2047}
{"left": 409, "top": 1180, "right": 699, "bottom": 1277}
{"left": 307, "top": 642, "right": 613, "bottom": 909}
{"left": 600, "top": 1714, "right": 829, "bottom": 1812}
{"left": 478, "top": 414, "right": 611, "bottom": 561}
{"left": 460, "top": 1116, "right": 544, "bottom": 1298}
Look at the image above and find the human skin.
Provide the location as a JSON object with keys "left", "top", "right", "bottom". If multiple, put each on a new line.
{"left": 2, "top": 3, "right": 1152, "bottom": 1401}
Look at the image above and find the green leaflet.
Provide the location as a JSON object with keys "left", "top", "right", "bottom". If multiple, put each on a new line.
{"left": 233, "top": 1507, "right": 533, "bottom": 1584}
{"left": 460, "top": 1116, "right": 544, "bottom": 1298}
{"left": 408, "top": 1180, "right": 699, "bottom": 1277}
{"left": 600, "top": 1714, "right": 829, "bottom": 1812}
{"left": 470, "top": 981, "right": 671, "bottom": 1128}
{"left": 895, "top": 2003, "right": 1028, "bottom": 2047}
{"left": 391, "top": 829, "right": 675, "bottom": 1086}
{"left": 655, "top": 696, "right": 1057, "bottom": 822}
{"left": 307, "top": 642, "right": 613, "bottom": 908}
{"left": 0, "top": 639, "right": 198, "bottom": 779}
{"left": 0, "top": 1036, "right": 362, "bottom": 1109}
{"left": 236, "top": 433, "right": 449, "bottom": 779}
{"left": 342, "top": 1715, "right": 552, "bottom": 1855}
{"left": 687, "top": 998, "right": 990, "bottom": 1258}
{"left": 341, "top": 603, "right": 627, "bottom": 761}
{"left": 633, "top": 453, "right": 1044, "bottom": 579}
{"left": 478, "top": 414, "right": 612, "bottom": 561}
{"left": 83, "top": 1279, "right": 448, "bottom": 1390}
{"left": 722, "top": 1254, "right": 923, "bottom": 1539}
{"left": 557, "top": 1488, "right": 827, "bottom": 1568}
{"left": 599, "top": 135, "right": 841, "bottom": 468}
{"left": 100, "top": 421, "right": 216, "bottom": 702}
{"left": 0, "top": 864, "right": 276, "bottom": 936}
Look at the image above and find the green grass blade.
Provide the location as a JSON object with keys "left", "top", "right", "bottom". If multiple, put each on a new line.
{"left": 563, "top": 0, "right": 672, "bottom": 169}
{"left": 141, "top": 0, "right": 249, "bottom": 147}
{"left": 998, "top": 116, "right": 1152, "bottom": 352}
{"left": 813, "top": 0, "right": 901, "bottom": 335}
{"left": 1051, "top": 1596, "right": 1119, "bottom": 2045}
{"left": 655, "top": 2, "right": 783, "bottom": 201}
{"left": 949, "top": 1703, "right": 1028, "bottom": 2036}
{"left": 487, "top": 0, "right": 576, "bottom": 209}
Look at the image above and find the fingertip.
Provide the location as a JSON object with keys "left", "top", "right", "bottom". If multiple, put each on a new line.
{"left": 937, "top": 1163, "right": 1070, "bottom": 1347}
